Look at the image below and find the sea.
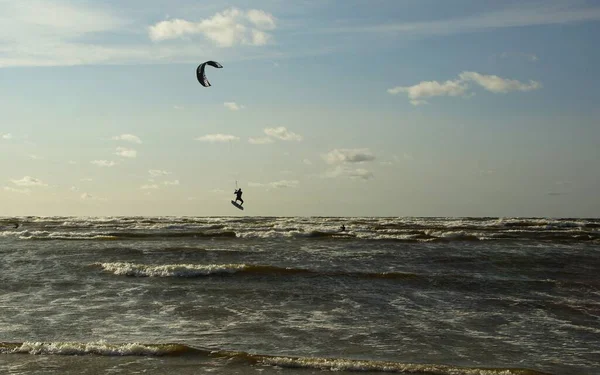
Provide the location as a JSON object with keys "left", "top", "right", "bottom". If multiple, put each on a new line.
{"left": 0, "top": 216, "right": 599, "bottom": 375}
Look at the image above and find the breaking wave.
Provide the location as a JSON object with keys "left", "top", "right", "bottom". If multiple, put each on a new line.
{"left": 94, "top": 262, "right": 419, "bottom": 279}
{"left": 0, "top": 341, "right": 553, "bottom": 374}
{"left": 3, "top": 216, "right": 599, "bottom": 243}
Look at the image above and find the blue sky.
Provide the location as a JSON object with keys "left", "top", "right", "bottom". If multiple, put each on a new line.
{"left": 1, "top": 0, "right": 599, "bottom": 217}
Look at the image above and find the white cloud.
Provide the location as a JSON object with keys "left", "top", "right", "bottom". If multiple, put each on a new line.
{"left": 2, "top": 133, "right": 13, "bottom": 140}
{"left": 163, "top": 180, "right": 180, "bottom": 186}
{"left": 323, "top": 166, "right": 374, "bottom": 180}
{"left": 149, "top": 169, "right": 170, "bottom": 177}
{"left": 347, "top": 168, "right": 374, "bottom": 180}
{"left": 224, "top": 102, "right": 244, "bottom": 111}
{"left": 248, "top": 137, "right": 274, "bottom": 144}
{"left": 4, "top": 186, "right": 31, "bottom": 194}
{"left": 0, "top": 1, "right": 132, "bottom": 67}
{"left": 141, "top": 184, "right": 159, "bottom": 190}
{"left": 148, "top": 8, "right": 276, "bottom": 47}
{"left": 323, "top": 148, "right": 376, "bottom": 164}
{"left": 327, "top": 3, "right": 600, "bottom": 36}
{"left": 115, "top": 147, "right": 137, "bottom": 158}
{"left": 91, "top": 160, "right": 117, "bottom": 167}
{"left": 81, "top": 193, "right": 94, "bottom": 199}
{"left": 80, "top": 177, "right": 93, "bottom": 182}
{"left": 112, "top": 134, "right": 142, "bottom": 144}
{"left": 196, "top": 134, "right": 239, "bottom": 143}
{"left": 249, "top": 180, "right": 299, "bottom": 189}
{"left": 70, "top": 186, "right": 79, "bottom": 192}
{"left": 263, "top": 127, "right": 303, "bottom": 141}
{"left": 10, "top": 176, "right": 47, "bottom": 187}
{"left": 389, "top": 71, "right": 541, "bottom": 105}
{"left": 458, "top": 71, "right": 542, "bottom": 93}
{"left": 388, "top": 79, "right": 468, "bottom": 99}
{"left": 303, "top": 159, "right": 312, "bottom": 165}
{"left": 247, "top": 9, "right": 277, "bottom": 30}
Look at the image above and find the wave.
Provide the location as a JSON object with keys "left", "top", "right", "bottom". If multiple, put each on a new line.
{"left": 0, "top": 341, "right": 553, "bottom": 375}
{"left": 4, "top": 216, "right": 599, "bottom": 243}
{"left": 0, "top": 341, "right": 203, "bottom": 356}
{"left": 94, "top": 262, "right": 598, "bottom": 291}
{"left": 11, "top": 230, "right": 237, "bottom": 241}
{"left": 94, "top": 262, "right": 419, "bottom": 280}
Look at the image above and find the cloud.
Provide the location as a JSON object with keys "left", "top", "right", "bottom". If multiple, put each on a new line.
{"left": 163, "top": 180, "right": 180, "bottom": 186}
{"left": 0, "top": 1, "right": 132, "bottom": 67}
{"left": 248, "top": 137, "right": 274, "bottom": 144}
{"left": 10, "top": 176, "right": 47, "bottom": 187}
{"left": 247, "top": 9, "right": 277, "bottom": 30}
{"left": 323, "top": 166, "right": 374, "bottom": 180}
{"left": 4, "top": 186, "right": 31, "bottom": 194}
{"left": 149, "top": 169, "right": 170, "bottom": 177}
{"left": 148, "top": 8, "right": 276, "bottom": 47}
{"left": 458, "top": 71, "right": 542, "bottom": 93}
{"left": 91, "top": 160, "right": 117, "bottom": 167}
{"left": 141, "top": 184, "right": 159, "bottom": 190}
{"left": 196, "top": 134, "right": 239, "bottom": 143}
{"left": 389, "top": 71, "right": 541, "bottom": 105}
{"left": 388, "top": 79, "right": 468, "bottom": 100}
{"left": 224, "top": 102, "right": 244, "bottom": 111}
{"left": 323, "top": 148, "right": 376, "bottom": 164}
{"left": 115, "top": 147, "right": 137, "bottom": 158}
{"left": 303, "top": 159, "right": 312, "bottom": 165}
{"left": 499, "top": 52, "right": 539, "bottom": 62}
{"left": 112, "top": 134, "right": 142, "bottom": 144}
{"left": 80, "top": 192, "right": 106, "bottom": 201}
{"left": 1, "top": 133, "right": 13, "bottom": 140}
{"left": 263, "top": 127, "right": 303, "bottom": 141}
{"left": 249, "top": 180, "right": 299, "bottom": 189}
{"left": 326, "top": 3, "right": 600, "bottom": 36}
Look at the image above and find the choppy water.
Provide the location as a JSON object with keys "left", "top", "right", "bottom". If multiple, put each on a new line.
{"left": 1, "top": 216, "right": 599, "bottom": 375}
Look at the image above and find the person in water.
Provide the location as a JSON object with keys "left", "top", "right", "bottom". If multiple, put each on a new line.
{"left": 340, "top": 224, "right": 346, "bottom": 232}
{"left": 234, "top": 188, "right": 244, "bottom": 206}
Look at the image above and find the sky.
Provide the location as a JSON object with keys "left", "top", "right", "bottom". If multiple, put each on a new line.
{"left": 1, "top": 0, "right": 599, "bottom": 217}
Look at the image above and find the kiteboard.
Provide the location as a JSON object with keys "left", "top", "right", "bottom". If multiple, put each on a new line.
{"left": 231, "top": 200, "right": 244, "bottom": 210}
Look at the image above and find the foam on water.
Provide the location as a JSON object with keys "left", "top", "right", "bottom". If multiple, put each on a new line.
{"left": 0, "top": 341, "right": 553, "bottom": 374}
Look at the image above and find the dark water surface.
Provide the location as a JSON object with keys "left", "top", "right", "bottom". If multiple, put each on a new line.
{"left": 1, "top": 216, "right": 598, "bottom": 374}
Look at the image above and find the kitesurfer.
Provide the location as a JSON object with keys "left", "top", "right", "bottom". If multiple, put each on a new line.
{"left": 234, "top": 188, "right": 244, "bottom": 206}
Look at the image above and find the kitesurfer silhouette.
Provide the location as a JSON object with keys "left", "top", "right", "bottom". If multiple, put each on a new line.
{"left": 234, "top": 188, "right": 244, "bottom": 206}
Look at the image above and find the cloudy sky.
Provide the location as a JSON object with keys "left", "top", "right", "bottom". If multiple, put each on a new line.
{"left": 1, "top": 0, "right": 599, "bottom": 217}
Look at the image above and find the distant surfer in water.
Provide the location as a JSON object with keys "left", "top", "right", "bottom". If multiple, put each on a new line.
{"left": 340, "top": 224, "right": 346, "bottom": 232}
{"left": 234, "top": 188, "right": 244, "bottom": 206}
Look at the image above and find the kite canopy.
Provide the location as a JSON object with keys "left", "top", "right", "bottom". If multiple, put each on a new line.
{"left": 197, "top": 61, "right": 223, "bottom": 87}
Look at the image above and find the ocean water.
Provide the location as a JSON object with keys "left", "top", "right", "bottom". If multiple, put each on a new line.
{"left": 0, "top": 216, "right": 599, "bottom": 375}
